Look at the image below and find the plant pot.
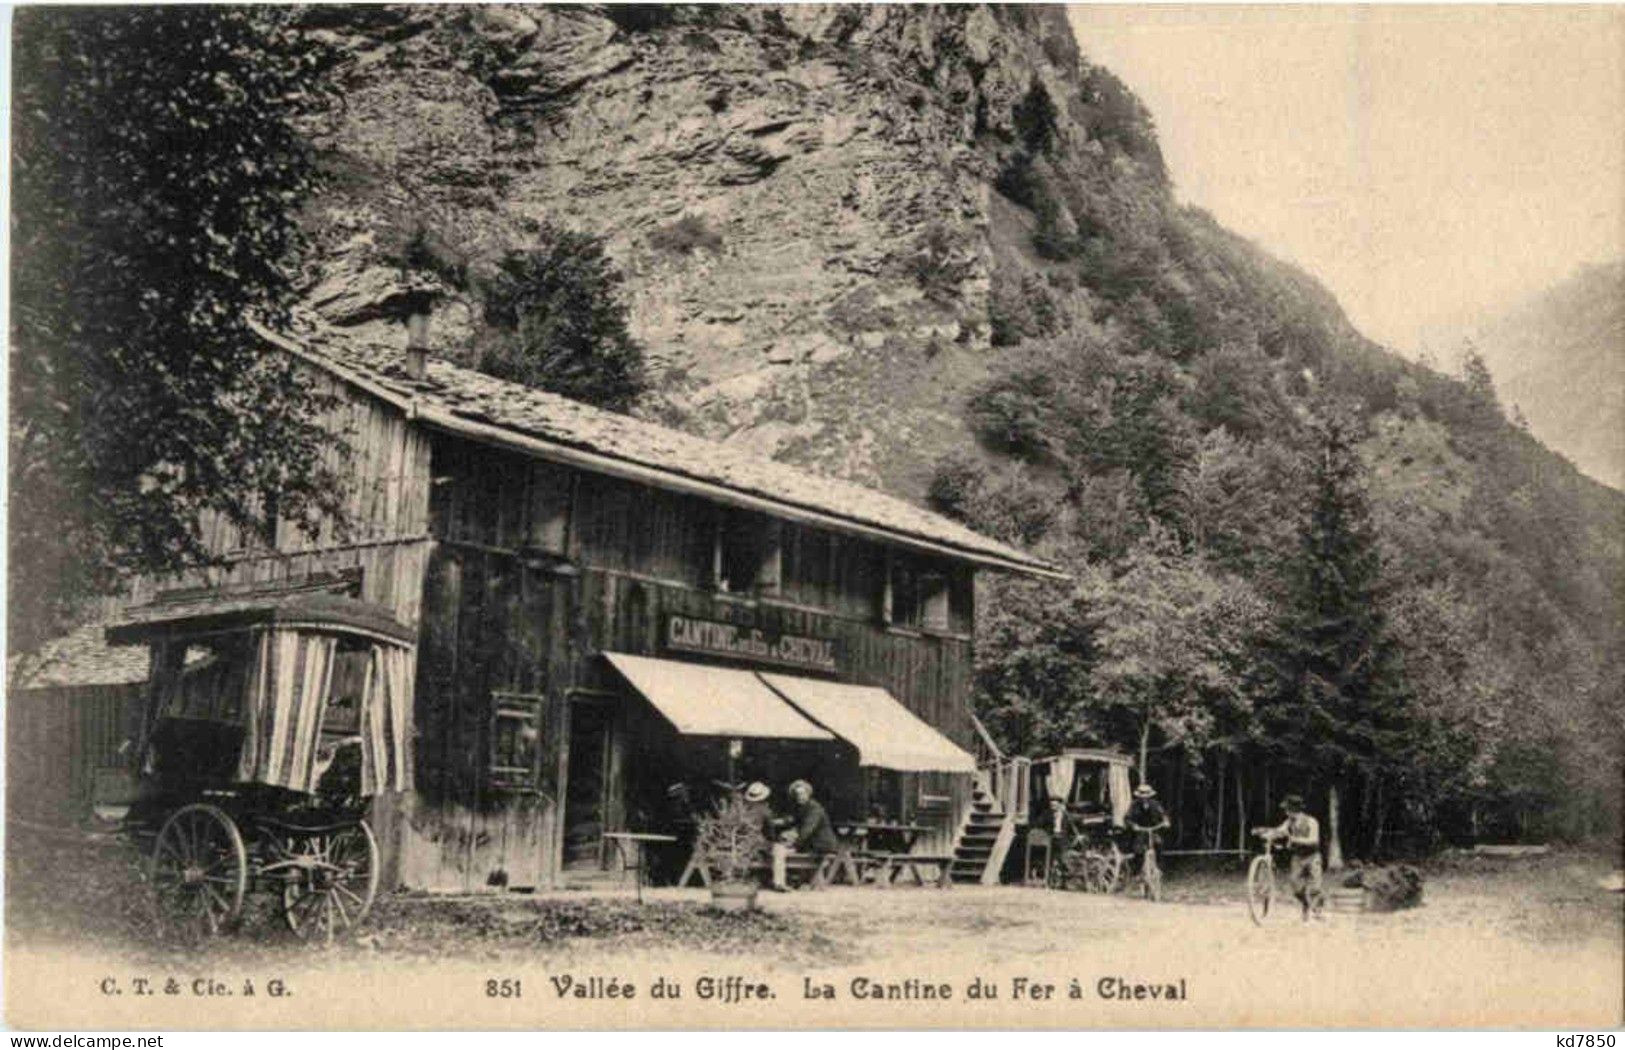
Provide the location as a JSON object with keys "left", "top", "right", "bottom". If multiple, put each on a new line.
{"left": 709, "top": 879, "right": 759, "bottom": 913}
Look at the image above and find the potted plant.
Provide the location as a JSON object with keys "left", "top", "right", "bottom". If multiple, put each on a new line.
{"left": 691, "top": 794, "right": 770, "bottom": 912}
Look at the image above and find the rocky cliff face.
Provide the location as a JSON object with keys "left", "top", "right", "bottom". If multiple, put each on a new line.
{"left": 293, "top": 4, "right": 1134, "bottom": 494}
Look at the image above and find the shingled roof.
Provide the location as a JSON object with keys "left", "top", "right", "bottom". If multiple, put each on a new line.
{"left": 253, "top": 315, "right": 1062, "bottom": 578}
{"left": 9, "top": 622, "right": 149, "bottom": 690}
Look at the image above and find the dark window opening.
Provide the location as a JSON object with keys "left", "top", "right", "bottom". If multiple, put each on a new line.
{"left": 489, "top": 693, "right": 544, "bottom": 791}
{"left": 324, "top": 639, "right": 371, "bottom": 736}
{"left": 715, "top": 513, "right": 780, "bottom": 595}
{"left": 888, "top": 555, "right": 950, "bottom": 631}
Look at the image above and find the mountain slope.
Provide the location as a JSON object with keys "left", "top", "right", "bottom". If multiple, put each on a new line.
{"left": 1469, "top": 261, "right": 1624, "bottom": 489}
{"left": 290, "top": 4, "right": 1623, "bottom": 839}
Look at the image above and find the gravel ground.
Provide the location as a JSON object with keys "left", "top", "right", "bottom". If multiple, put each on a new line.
{"left": 6, "top": 824, "right": 1621, "bottom": 1028}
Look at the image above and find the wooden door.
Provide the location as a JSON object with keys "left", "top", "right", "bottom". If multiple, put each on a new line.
{"left": 562, "top": 698, "right": 613, "bottom": 870}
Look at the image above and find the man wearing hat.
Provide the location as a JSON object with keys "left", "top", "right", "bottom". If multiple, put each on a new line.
{"left": 1262, "top": 794, "right": 1324, "bottom": 920}
{"left": 741, "top": 780, "right": 775, "bottom": 836}
{"left": 1123, "top": 783, "right": 1172, "bottom": 884}
{"left": 767, "top": 779, "right": 838, "bottom": 892}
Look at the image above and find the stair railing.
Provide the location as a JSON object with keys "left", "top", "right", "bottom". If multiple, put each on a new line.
{"left": 968, "top": 711, "right": 1031, "bottom": 825}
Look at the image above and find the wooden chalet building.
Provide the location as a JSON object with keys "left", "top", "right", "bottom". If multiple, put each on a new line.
{"left": 104, "top": 311, "right": 1059, "bottom": 892}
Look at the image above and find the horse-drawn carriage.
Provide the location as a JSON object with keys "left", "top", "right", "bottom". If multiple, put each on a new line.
{"left": 106, "top": 592, "right": 415, "bottom": 941}
{"left": 1026, "top": 748, "right": 1135, "bottom": 892}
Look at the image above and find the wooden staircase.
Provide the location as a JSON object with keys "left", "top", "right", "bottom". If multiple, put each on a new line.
{"left": 948, "top": 781, "right": 1014, "bottom": 884}
{"left": 948, "top": 712, "right": 1031, "bottom": 885}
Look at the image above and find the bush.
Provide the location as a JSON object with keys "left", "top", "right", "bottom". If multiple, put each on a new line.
{"left": 927, "top": 452, "right": 986, "bottom": 518}
{"left": 476, "top": 224, "right": 647, "bottom": 412}
{"left": 648, "top": 214, "right": 724, "bottom": 257}
{"left": 989, "top": 273, "right": 1063, "bottom": 347}
{"left": 908, "top": 222, "right": 976, "bottom": 304}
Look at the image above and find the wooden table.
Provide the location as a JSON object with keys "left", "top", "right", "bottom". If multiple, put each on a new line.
{"left": 602, "top": 831, "right": 678, "bottom": 903}
{"left": 835, "top": 823, "right": 944, "bottom": 886}
{"left": 838, "top": 822, "right": 932, "bottom": 852}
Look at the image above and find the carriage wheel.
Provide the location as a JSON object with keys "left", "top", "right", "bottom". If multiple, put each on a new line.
{"left": 150, "top": 804, "right": 247, "bottom": 937}
{"left": 1246, "top": 854, "right": 1275, "bottom": 925}
{"left": 282, "top": 821, "right": 380, "bottom": 943}
{"left": 1081, "top": 850, "right": 1109, "bottom": 893}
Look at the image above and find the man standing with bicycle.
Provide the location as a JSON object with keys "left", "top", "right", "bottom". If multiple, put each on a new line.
{"left": 1124, "top": 783, "right": 1171, "bottom": 886}
{"left": 1264, "top": 793, "right": 1325, "bottom": 920}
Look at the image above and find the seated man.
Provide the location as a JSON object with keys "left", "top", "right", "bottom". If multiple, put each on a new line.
{"left": 768, "top": 779, "right": 838, "bottom": 892}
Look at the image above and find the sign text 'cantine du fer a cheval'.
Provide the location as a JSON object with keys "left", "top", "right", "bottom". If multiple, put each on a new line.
{"left": 665, "top": 615, "right": 839, "bottom": 672}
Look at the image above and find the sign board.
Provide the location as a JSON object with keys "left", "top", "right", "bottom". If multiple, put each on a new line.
{"left": 664, "top": 614, "right": 839, "bottom": 672}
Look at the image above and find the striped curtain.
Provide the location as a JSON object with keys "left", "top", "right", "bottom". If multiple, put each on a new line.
{"left": 359, "top": 643, "right": 415, "bottom": 795}
{"left": 1045, "top": 755, "right": 1076, "bottom": 806}
{"left": 236, "top": 630, "right": 338, "bottom": 792}
{"left": 1108, "top": 763, "right": 1133, "bottom": 825}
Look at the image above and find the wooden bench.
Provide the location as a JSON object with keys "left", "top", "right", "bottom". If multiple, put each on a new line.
{"left": 676, "top": 846, "right": 868, "bottom": 889}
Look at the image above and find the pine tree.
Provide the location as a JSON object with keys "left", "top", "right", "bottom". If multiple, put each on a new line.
{"left": 1262, "top": 403, "right": 1411, "bottom": 866}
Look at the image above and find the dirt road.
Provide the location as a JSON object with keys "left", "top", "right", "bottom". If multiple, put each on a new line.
{"left": 6, "top": 829, "right": 1621, "bottom": 1029}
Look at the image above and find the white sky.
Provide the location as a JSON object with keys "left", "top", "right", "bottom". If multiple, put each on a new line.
{"left": 1066, "top": 5, "right": 1625, "bottom": 354}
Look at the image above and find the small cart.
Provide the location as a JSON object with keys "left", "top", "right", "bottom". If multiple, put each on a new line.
{"left": 108, "top": 592, "right": 416, "bottom": 942}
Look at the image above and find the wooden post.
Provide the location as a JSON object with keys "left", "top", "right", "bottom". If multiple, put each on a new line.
{"left": 1326, "top": 782, "right": 1345, "bottom": 871}
{"left": 1235, "top": 762, "right": 1246, "bottom": 853}
{"left": 1213, "top": 751, "right": 1226, "bottom": 850}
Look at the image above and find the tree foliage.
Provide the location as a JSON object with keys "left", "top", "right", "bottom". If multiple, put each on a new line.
{"left": 10, "top": 7, "right": 341, "bottom": 651}
{"left": 476, "top": 224, "right": 648, "bottom": 413}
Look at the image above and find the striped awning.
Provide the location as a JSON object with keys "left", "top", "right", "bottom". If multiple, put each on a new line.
{"left": 604, "top": 653, "right": 834, "bottom": 741}
{"left": 760, "top": 673, "right": 976, "bottom": 774}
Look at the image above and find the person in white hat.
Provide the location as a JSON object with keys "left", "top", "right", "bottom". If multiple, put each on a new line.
{"left": 741, "top": 781, "right": 775, "bottom": 839}
{"left": 1124, "top": 783, "right": 1171, "bottom": 884}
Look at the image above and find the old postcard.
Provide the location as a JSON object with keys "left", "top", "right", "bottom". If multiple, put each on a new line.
{"left": 6, "top": 3, "right": 1622, "bottom": 1032}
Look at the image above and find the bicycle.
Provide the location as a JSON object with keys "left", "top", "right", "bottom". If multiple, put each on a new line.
{"left": 1246, "top": 827, "right": 1277, "bottom": 924}
{"left": 1127, "top": 828, "right": 1163, "bottom": 902}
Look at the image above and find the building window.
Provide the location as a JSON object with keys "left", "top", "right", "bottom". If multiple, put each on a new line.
{"left": 886, "top": 553, "right": 950, "bottom": 631}
{"left": 489, "top": 693, "right": 544, "bottom": 791}
{"left": 714, "top": 512, "right": 780, "bottom": 596}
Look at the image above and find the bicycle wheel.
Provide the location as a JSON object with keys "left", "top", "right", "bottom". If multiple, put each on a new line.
{"left": 1142, "top": 850, "right": 1163, "bottom": 902}
{"left": 1099, "top": 843, "right": 1124, "bottom": 894}
{"left": 1246, "top": 855, "right": 1274, "bottom": 925}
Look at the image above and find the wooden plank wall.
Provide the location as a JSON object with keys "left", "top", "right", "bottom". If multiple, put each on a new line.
{"left": 138, "top": 367, "right": 435, "bottom": 626}
{"left": 6, "top": 684, "right": 139, "bottom": 824}
{"left": 401, "top": 543, "right": 573, "bottom": 891}
{"left": 411, "top": 434, "right": 986, "bottom": 884}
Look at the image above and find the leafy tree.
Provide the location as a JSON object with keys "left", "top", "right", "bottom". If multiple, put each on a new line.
{"left": 10, "top": 7, "right": 340, "bottom": 653}
{"left": 973, "top": 573, "right": 1097, "bottom": 758}
{"left": 476, "top": 224, "right": 647, "bottom": 413}
{"left": 1082, "top": 532, "right": 1262, "bottom": 773}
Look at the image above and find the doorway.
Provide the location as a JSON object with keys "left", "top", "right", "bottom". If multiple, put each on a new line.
{"left": 562, "top": 699, "right": 613, "bottom": 871}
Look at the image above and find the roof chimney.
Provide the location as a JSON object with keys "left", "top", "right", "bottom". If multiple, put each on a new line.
{"left": 402, "top": 289, "right": 434, "bottom": 380}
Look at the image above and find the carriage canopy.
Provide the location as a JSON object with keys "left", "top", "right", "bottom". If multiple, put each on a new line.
{"left": 108, "top": 592, "right": 416, "bottom": 795}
